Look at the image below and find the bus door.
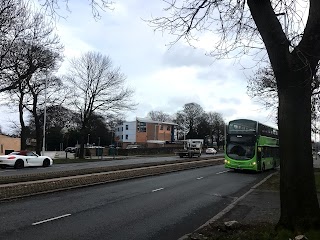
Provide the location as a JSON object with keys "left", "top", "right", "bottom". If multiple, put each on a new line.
{"left": 257, "top": 146, "right": 262, "bottom": 170}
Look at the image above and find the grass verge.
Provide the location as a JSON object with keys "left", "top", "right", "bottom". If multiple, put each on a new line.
{"left": 258, "top": 169, "right": 320, "bottom": 192}
{"left": 53, "top": 157, "right": 125, "bottom": 164}
{"left": 191, "top": 222, "right": 320, "bottom": 240}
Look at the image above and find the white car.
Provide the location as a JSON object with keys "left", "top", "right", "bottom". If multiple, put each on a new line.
{"left": 206, "top": 147, "right": 217, "bottom": 154}
{"left": 0, "top": 151, "right": 53, "bottom": 169}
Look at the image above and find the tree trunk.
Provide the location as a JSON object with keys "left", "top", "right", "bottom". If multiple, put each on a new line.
{"left": 247, "top": 0, "right": 320, "bottom": 231}
{"left": 19, "top": 97, "right": 27, "bottom": 150}
{"left": 17, "top": 84, "right": 27, "bottom": 150}
{"left": 277, "top": 68, "right": 320, "bottom": 231}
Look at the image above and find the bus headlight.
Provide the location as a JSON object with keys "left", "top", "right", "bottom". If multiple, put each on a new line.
{"left": 224, "top": 159, "right": 227, "bottom": 163}
{"left": 252, "top": 162, "right": 256, "bottom": 165}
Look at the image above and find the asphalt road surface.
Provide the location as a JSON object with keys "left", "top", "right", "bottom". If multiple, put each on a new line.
{"left": 0, "top": 164, "right": 273, "bottom": 240}
{"left": 0, "top": 153, "right": 224, "bottom": 177}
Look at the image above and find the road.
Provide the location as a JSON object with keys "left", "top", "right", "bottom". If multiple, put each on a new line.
{"left": 0, "top": 164, "right": 273, "bottom": 240}
{"left": 0, "top": 153, "right": 224, "bottom": 177}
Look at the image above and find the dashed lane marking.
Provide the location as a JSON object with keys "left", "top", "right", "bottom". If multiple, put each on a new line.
{"left": 32, "top": 214, "right": 71, "bottom": 226}
{"left": 216, "top": 170, "right": 230, "bottom": 175}
{"left": 152, "top": 188, "right": 164, "bottom": 192}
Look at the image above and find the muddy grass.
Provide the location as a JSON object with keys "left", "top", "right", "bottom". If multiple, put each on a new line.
{"left": 190, "top": 221, "right": 320, "bottom": 240}
{"left": 258, "top": 169, "right": 320, "bottom": 192}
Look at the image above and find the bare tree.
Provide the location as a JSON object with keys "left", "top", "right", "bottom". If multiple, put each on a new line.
{"left": 67, "top": 51, "right": 135, "bottom": 158}
{"left": 247, "top": 66, "right": 279, "bottom": 110}
{"left": 247, "top": 65, "right": 320, "bottom": 129}
{"left": 184, "top": 102, "right": 204, "bottom": 138}
{"left": 207, "top": 112, "right": 225, "bottom": 149}
{"left": 147, "top": 110, "right": 172, "bottom": 122}
{"left": 149, "top": 0, "right": 320, "bottom": 232}
{"left": 175, "top": 103, "right": 204, "bottom": 139}
{"left": 25, "top": 75, "right": 65, "bottom": 154}
{"left": 0, "top": 0, "right": 30, "bottom": 93}
{"left": 4, "top": 11, "right": 63, "bottom": 152}
{"left": 36, "top": 0, "right": 114, "bottom": 19}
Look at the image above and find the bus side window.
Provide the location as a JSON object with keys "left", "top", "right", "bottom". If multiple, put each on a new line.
{"left": 265, "top": 147, "right": 269, "bottom": 158}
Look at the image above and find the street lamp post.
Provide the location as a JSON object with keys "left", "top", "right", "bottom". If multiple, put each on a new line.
{"left": 87, "top": 134, "right": 90, "bottom": 146}
{"left": 182, "top": 114, "right": 187, "bottom": 149}
{"left": 42, "top": 74, "right": 48, "bottom": 156}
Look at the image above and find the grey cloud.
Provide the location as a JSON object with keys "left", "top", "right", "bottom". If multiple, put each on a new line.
{"left": 218, "top": 108, "right": 238, "bottom": 118}
{"left": 219, "top": 97, "right": 241, "bottom": 105}
{"left": 162, "top": 44, "right": 213, "bottom": 67}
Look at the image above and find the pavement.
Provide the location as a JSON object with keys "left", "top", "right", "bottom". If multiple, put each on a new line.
{"left": 181, "top": 159, "right": 320, "bottom": 239}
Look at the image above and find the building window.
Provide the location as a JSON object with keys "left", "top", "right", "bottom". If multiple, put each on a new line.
{"left": 160, "top": 125, "right": 163, "bottom": 130}
{"left": 117, "top": 127, "right": 120, "bottom": 131}
{"left": 0, "top": 144, "right": 3, "bottom": 154}
{"left": 167, "top": 126, "right": 171, "bottom": 131}
{"left": 126, "top": 125, "right": 128, "bottom": 130}
{"left": 137, "top": 122, "right": 146, "bottom": 132}
{"left": 121, "top": 135, "right": 123, "bottom": 139}
{"left": 121, "top": 127, "right": 123, "bottom": 131}
{"left": 126, "top": 135, "right": 128, "bottom": 140}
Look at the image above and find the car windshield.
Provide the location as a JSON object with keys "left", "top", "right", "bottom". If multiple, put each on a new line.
{"left": 9, "top": 152, "right": 24, "bottom": 155}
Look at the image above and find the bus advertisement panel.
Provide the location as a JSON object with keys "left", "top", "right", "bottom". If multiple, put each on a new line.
{"left": 224, "top": 119, "right": 279, "bottom": 172}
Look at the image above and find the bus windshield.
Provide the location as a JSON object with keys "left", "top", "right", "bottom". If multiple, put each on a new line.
{"left": 226, "top": 143, "right": 255, "bottom": 160}
{"left": 226, "top": 135, "right": 256, "bottom": 160}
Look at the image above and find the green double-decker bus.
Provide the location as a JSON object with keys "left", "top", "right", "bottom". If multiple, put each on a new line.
{"left": 224, "top": 119, "right": 280, "bottom": 172}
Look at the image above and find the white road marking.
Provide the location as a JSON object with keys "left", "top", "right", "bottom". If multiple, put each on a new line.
{"left": 196, "top": 177, "right": 203, "bottom": 180}
{"left": 0, "top": 170, "right": 17, "bottom": 172}
{"left": 32, "top": 214, "right": 71, "bottom": 226}
{"left": 216, "top": 170, "right": 230, "bottom": 175}
{"left": 152, "top": 188, "right": 164, "bottom": 192}
{"left": 213, "top": 193, "right": 222, "bottom": 197}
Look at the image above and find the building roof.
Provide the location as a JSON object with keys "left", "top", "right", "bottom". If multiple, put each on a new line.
{"left": 0, "top": 134, "right": 20, "bottom": 139}
{"left": 136, "top": 117, "right": 178, "bottom": 126}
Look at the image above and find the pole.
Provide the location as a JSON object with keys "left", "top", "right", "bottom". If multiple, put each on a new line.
{"left": 42, "top": 74, "right": 48, "bottom": 156}
{"left": 183, "top": 116, "right": 186, "bottom": 149}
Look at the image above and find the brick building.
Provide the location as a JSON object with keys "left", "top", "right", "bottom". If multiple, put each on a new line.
{"left": 115, "top": 117, "right": 178, "bottom": 148}
{"left": 0, "top": 134, "right": 21, "bottom": 155}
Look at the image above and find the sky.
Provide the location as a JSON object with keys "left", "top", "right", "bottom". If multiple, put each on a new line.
{"left": 0, "top": 0, "right": 277, "bottom": 134}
